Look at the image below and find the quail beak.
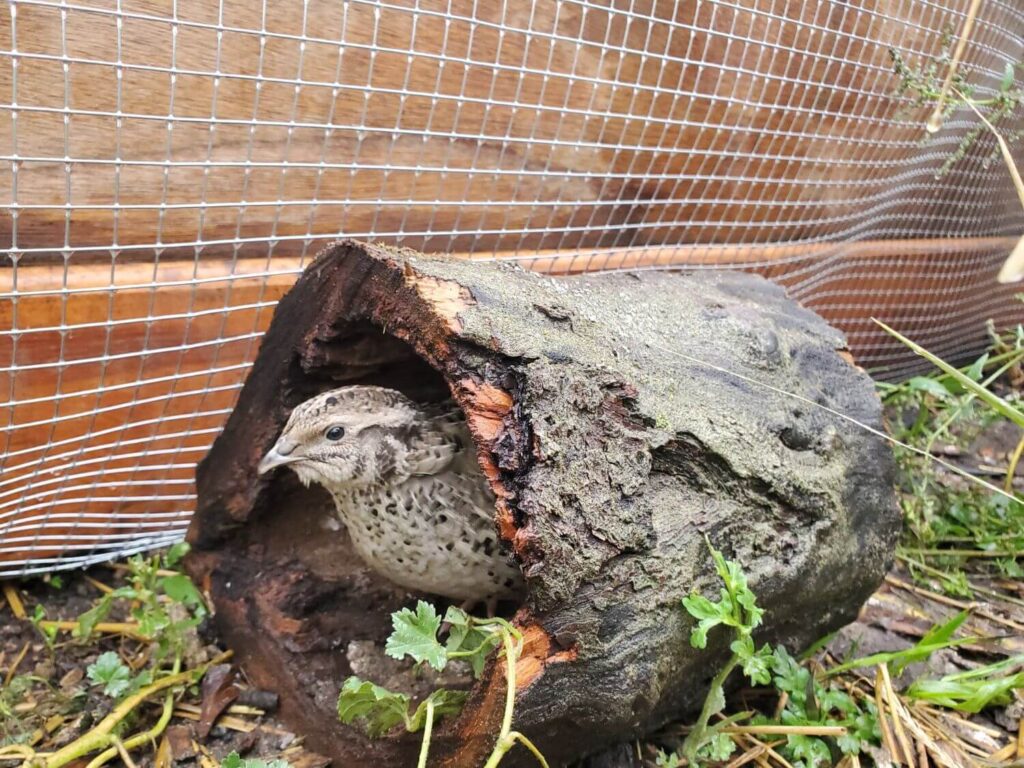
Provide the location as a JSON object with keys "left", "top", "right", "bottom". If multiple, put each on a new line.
{"left": 258, "top": 438, "right": 300, "bottom": 475}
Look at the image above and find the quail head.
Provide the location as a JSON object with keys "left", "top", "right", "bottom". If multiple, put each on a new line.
{"left": 257, "top": 385, "right": 523, "bottom": 607}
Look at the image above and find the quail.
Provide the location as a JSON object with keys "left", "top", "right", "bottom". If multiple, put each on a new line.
{"left": 257, "top": 385, "right": 523, "bottom": 607}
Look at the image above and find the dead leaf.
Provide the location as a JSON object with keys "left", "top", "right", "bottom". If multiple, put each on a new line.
{"left": 197, "top": 664, "right": 239, "bottom": 739}
{"left": 165, "top": 725, "right": 197, "bottom": 761}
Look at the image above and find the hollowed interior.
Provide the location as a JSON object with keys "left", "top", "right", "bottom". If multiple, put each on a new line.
{"left": 231, "top": 320, "right": 522, "bottom": 757}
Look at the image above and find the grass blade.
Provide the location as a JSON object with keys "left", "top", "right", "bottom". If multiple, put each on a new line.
{"left": 874, "top": 320, "right": 1024, "bottom": 431}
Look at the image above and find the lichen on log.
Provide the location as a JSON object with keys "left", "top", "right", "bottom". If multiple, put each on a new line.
{"left": 186, "top": 239, "right": 898, "bottom": 767}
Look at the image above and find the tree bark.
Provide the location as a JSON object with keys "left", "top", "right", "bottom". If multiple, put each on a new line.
{"left": 186, "top": 239, "right": 898, "bottom": 767}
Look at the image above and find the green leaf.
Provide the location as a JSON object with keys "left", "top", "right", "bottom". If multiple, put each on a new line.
{"left": 730, "top": 634, "right": 754, "bottom": 661}
{"left": 906, "top": 654, "right": 1024, "bottom": 713}
{"left": 736, "top": 589, "right": 764, "bottom": 628}
{"left": 681, "top": 593, "right": 721, "bottom": 621}
{"left": 87, "top": 651, "right": 132, "bottom": 698}
{"left": 828, "top": 611, "right": 975, "bottom": 676}
{"left": 159, "top": 574, "right": 206, "bottom": 613}
{"left": 786, "top": 734, "right": 831, "bottom": 767}
{"left": 698, "top": 731, "right": 737, "bottom": 762}
{"left": 840, "top": 706, "right": 881, "bottom": 755}
{"left": 336, "top": 677, "right": 410, "bottom": 738}
{"left": 836, "top": 731, "right": 862, "bottom": 755}
{"left": 165, "top": 541, "right": 191, "bottom": 567}
{"left": 771, "top": 647, "right": 807, "bottom": 694}
{"left": 905, "top": 376, "right": 953, "bottom": 400}
{"left": 682, "top": 591, "right": 728, "bottom": 650}
{"left": 406, "top": 689, "right": 469, "bottom": 732}
{"left": 965, "top": 353, "right": 989, "bottom": 382}
{"left": 385, "top": 601, "right": 446, "bottom": 671}
{"left": 443, "top": 607, "right": 499, "bottom": 678}
{"left": 1000, "top": 61, "right": 1016, "bottom": 93}
{"left": 739, "top": 642, "right": 773, "bottom": 686}
{"left": 654, "top": 750, "right": 682, "bottom": 768}
{"left": 75, "top": 596, "right": 115, "bottom": 640}
{"left": 688, "top": 619, "right": 712, "bottom": 650}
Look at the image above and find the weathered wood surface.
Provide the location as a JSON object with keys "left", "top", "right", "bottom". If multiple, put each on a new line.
{"left": 186, "top": 239, "right": 899, "bottom": 766}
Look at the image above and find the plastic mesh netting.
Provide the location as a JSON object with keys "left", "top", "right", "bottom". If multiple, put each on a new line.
{"left": 2, "top": 0, "right": 1023, "bottom": 575}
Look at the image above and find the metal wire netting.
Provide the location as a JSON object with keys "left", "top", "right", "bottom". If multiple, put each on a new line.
{"left": 1, "top": 0, "right": 1023, "bottom": 575}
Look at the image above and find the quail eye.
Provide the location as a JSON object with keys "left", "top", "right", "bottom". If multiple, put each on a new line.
{"left": 325, "top": 425, "right": 345, "bottom": 441}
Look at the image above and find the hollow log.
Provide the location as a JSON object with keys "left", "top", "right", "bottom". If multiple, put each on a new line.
{"left": 185, "top": 239, "right": 899, "bottom": 766}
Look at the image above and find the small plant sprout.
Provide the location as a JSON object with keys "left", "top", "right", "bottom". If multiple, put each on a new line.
{"left": 669, "top": 540, "right": 883, "bottom": 766}
{"left": 677, "top": 538, "right": 772, "bottom": 764}
{"left": 337, "top": 600, "right": 547, "bottom": 768}
{"left": 87, "top": 652, "right": 134, "bottom": 698}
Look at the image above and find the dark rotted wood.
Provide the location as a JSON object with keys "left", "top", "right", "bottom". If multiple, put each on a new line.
{"left": 186, "top": 239, "right": 899, "bottom": 767}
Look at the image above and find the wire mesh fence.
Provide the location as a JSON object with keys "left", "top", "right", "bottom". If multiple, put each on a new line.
{"left": 2, "top": 0, "right": 1023, "bottom": 575}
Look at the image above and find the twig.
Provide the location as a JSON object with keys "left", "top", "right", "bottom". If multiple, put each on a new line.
{"left": 84, "top": 575, "right": 115, "bottom": 595}
{"left": 878, "top": 666, "right": 916, "bottom": 768}
{"left": 170, "top": 707, "right": 257, "bottom": 734}
{"left": 925, "top": 0, "right": 984, "bottom": 133}
{"left": 2, "top": 583, "right": 26, "bottom": 619}
{"left": 884, "top": 574, "right": 1024, "bottom": 633}
{"left": 110, "top": 737, "right": 138, "bottom": 768}
{"left": 0, "top": 745, "right": 36, "bottom": 762}
{"left": 874, "top": 667, "right": 902, "bottom": 766}
{"left": 735, "top": 734, "right": 780, "bottom": 767}
{"left": 901, "top": 703, "right": 975, "bottom": 768}
{"left": 947, "top": 86, "right": 1024, "bottom": 283}
{"left": 897, "top": 553, "right": 1024, "bottom": 608}
{"left": 172, "top": 701, "right": 266, "bottom": 717}
{"left": 988, "top": 741, "right": 1018, "bottom": 762}
{"left": 758, "top": 742, "right": 797, "bottom": 768}
{"left": 1005, "top": 432, "right": 1024, "bottom": 494}
{"left": 37, "top": 619, "right": 149, "bottom": 640}
{"left": 725, "top": 735, "right": 785, "bottom": 768}
{"left": 954, "top": 88, "right": 1024, "bottom": 211}
{"left": 3, "top": 641, "right": 30, "bottom": 687}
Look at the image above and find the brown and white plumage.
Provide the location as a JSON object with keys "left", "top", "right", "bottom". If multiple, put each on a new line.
{"left": 257, "top": 385, "right": 523, "bottom": 604}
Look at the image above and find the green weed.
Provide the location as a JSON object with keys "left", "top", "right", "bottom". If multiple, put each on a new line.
{"left": 889, "top": 36, "right": 1024, "bottom": 177}
{"left": 336, "top": 600, "right": 546, "bottom": 768}
{"left": 878, "top": 324, "right": 1023, "bottom": 593}
{"left": 664, "top": 541, "right": 881, "bottom": 767}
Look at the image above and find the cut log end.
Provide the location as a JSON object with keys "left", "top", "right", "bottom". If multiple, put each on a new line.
{"left": 186, "top": 239, "right": 899, "bottom": 767}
